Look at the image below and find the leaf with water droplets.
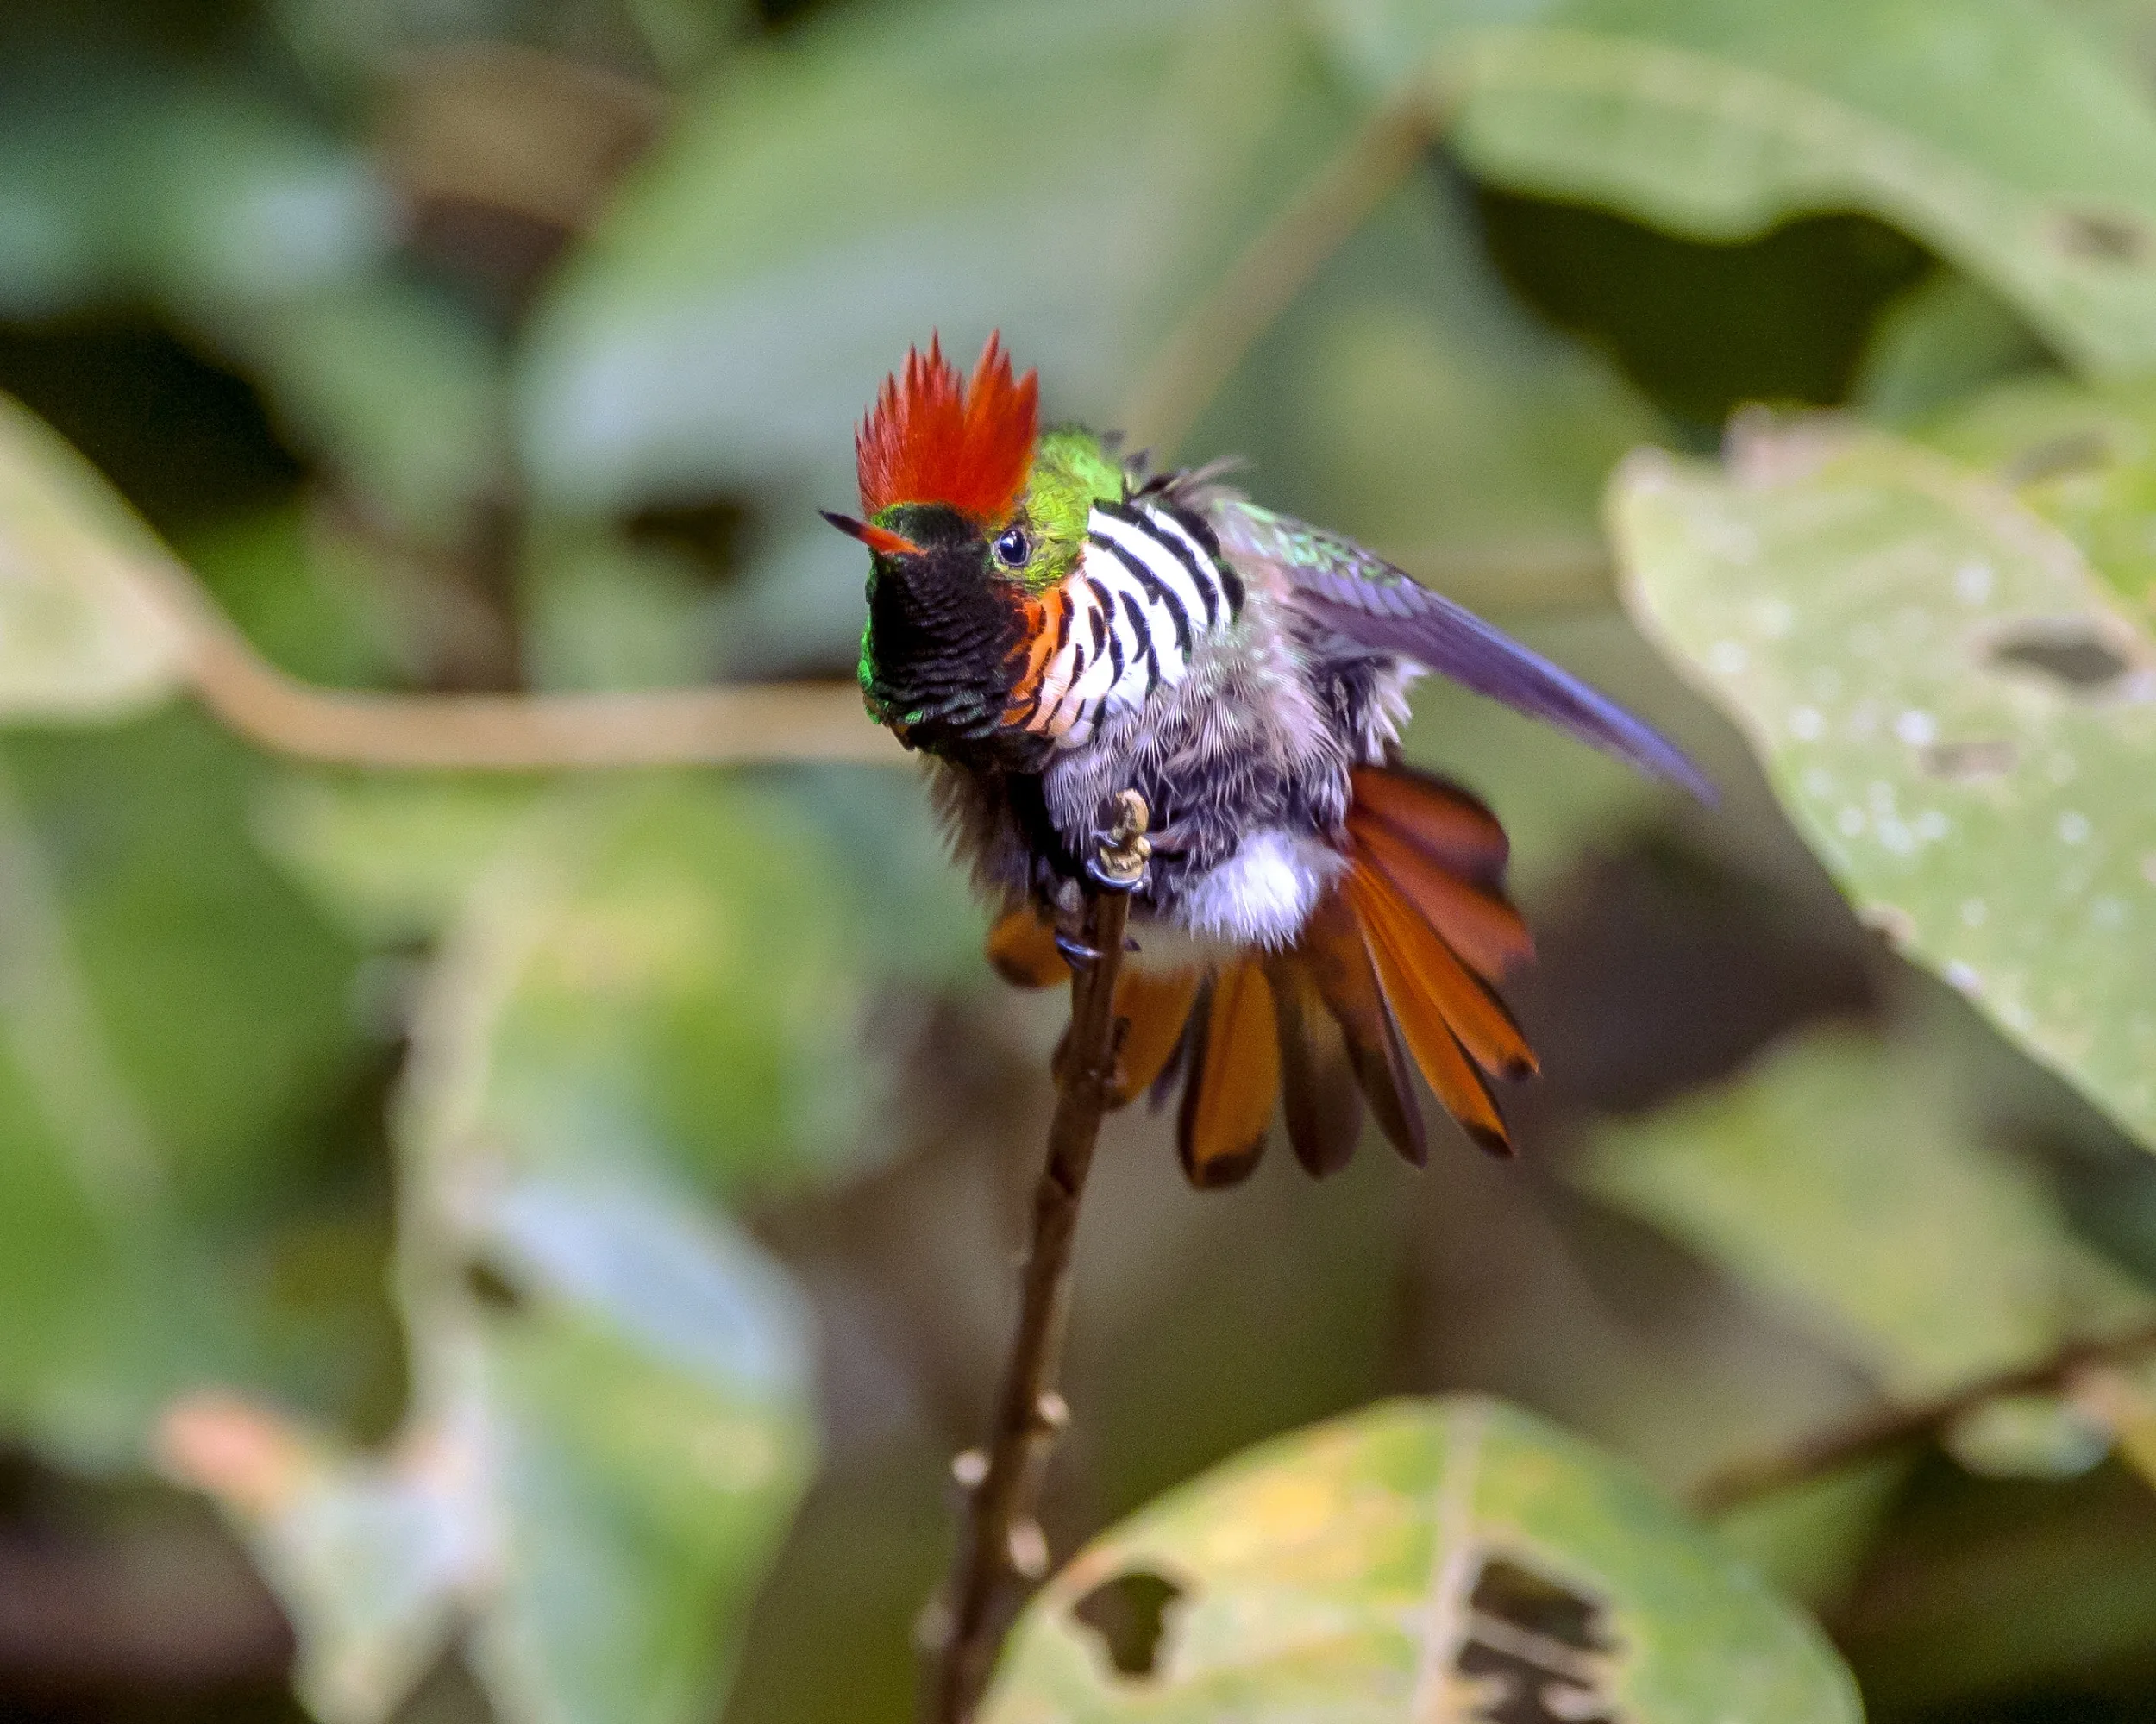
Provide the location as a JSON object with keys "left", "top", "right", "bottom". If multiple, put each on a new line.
{"left": 983, "top": 1397, "right": 1858, "bottom": 1723}
{"left": 1914, "top": 372, "right": 2156, "bottom": 618}
{"left": 1614, "top": 417, "right": 2156, "bottom": 1150}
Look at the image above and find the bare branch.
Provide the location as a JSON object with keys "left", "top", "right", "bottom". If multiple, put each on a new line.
{"left": 924, "top": 793, "right": 1152, "bottom": 1722}
{"left": 1689, "top": 1318, "right": 2156, "bottom": 1515}
{"left": 126, "top": 530, "right": 901, "bottom": 769}
{"left": 102, "top": 82, "right": 1594, "bottom": 777}
{"left": 1118, "top": 98, "right": 1433, "bottom": 458}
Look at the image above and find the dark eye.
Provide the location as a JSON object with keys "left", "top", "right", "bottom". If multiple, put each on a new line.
{"left": 993, "top": 526, "right": 1031, "bottom": 568}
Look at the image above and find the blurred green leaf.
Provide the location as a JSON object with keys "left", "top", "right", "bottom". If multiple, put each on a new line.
{"left": 176, "top": 774, "right": 832, "bottom": 1724}
{"left": 0, "top": 71, "right": 392, "bottom": 321}
{"left": 0, "top": 1027, "right": 238, "bottom": 1466}
{"left": 1712, "top": 1459, "right": 1911, "bottom": 1608}
{"left": 404, "top": 775, "right": 893, "bottom": 1199}
{"left": 178, "top": 503, "right": 413, "bottom": 690}
{"left": 2048, "top": 0, "right": 2156, "bottom": 67}
{"left": 779, "top": 762, "right": 987, "bottom": 990}
{"left": 523, "top": 519, "right": 721, "bottom": 693}
{"left": 158, "top": 1392, "right": 472, "bottom": 1724}
{"left": 0, "top": 66, "right": 480, "bottom": 545}
{"left": 1614, "top": 417, "right": 2156, "bottom": 1150}
{"left": 1580, "top": 1025, "right": 2149, "bottom": 1472}
{"left": 0, "top": 749, "right": 238, "bottom": 1464}
{"left": 1193, "top": 165, "right": 1665, "bottom": 566}
{"left": 273, "top": 0, "right": 747, "bottom": 91}
{"left": 618, "top": 0, "right": 755, "bottom": 81}
{"left": 0, "top": 392, "right": 187, "bottom": 719}
{"left": 0, "top": 113, "right": 106, "bottom": 315}
{"left": 7, "top": 715, "right": 366, "bottom": 1209}
{"left": 0, "top": 707, "right": 376, "bottom": 1466}
{"left": 387, "top": 787, "right": 824, "bottom": 1724}
{"left": 985, "top": 1396, "right": 1858, "bottom": 1722}
{"left": 241, "top": 283, "right": 508, "bottom": 547}
{"left": 461, "top": 1175, "right": 813, "bottom": 1724}
{"left": 126, "top": 85, "right": 396, "bottom": 318}
{"left": 165, "top": 1169, "right": 814, "bottom": 1724}
{"left": 1323, "top": 0, "right": 2156, "bottom": 378}
{"left": 258, "top": 757, "right": 986, "bottom": 993}
{"left": 518, "top": 0, "right": 1362, "bottom": 510}
{"left": 1853, "top": 268, "right": 2054, "bottom": 426}
{"left": 256, "top": 772, "right": 548, "bottom": 948}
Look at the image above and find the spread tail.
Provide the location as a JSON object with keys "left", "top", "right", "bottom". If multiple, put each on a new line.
{"left": 983, "top": 764, "right": 1536, "bottom": 1188}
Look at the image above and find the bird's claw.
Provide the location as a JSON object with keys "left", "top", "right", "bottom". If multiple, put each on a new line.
{"left": 1054, "top": 931, "right": 1106, "bottom": 968}
{"left": 1089, "top": 789, "right": 1152, "bottom": 894}
{"left": 1083, "top": 852, "right": 1145, "bottom": 894}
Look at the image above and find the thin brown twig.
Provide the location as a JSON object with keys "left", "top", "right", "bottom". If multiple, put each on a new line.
{"left": 139, "top": 508, "right": 1609, "bottom": 771}
{"left": 1689, "top": 1317, "right": 2156, "bottom": 1516}
{"left": 924, "top": 793, "right": 1151, "bottom": 1723}
{"left": 96, "top": 86, "right": 1471, "bottom": 774}
{"left": 126, "top": 531, "right": 900, "bottom": 769}
{"left": 147, "top": 513, "right": 1614, "bottom": 770}
{"left": 1118, "top": 95, "right": 1434, "bottom": 458}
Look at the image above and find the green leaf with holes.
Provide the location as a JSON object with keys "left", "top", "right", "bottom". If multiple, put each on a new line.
{"left": 1614, "top": 417, "right": 2156, "bottom": 1151}
{"left": 983, "top": 1396, "right": 1858, "bottom": 1722}
{"left": 1913, "top": 372, "right": 2156, "bottom": 618}
{"left": 1321, "top": 0, "right": 2156, "bottom": 378}
{"left": 0, "top": 394, "right": 186, "bottom": 720}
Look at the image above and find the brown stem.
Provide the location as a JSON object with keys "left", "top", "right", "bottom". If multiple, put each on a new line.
{"left": 924, "top": 794, "right": 1151, "bottom": 1723}
{"left": 1689, "top": 1318, "right": 2156, "bottom": 1515}
{"left": 125, "top": 536, "right": 899, "bottom": 768}
{"left": 1117, "top": 97, "right": 1433, "bottom": 458}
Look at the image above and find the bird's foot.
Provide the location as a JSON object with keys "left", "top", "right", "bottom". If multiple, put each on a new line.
{"left": 1087, "top": 789, "right": 1153, "bottom": 895}
{"left": 1054, "top": 931, "right": 1105, "bottom": 969}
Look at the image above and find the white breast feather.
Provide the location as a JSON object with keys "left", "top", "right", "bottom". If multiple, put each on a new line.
{"left": 1174, "top": 829, "right": 1346, "bottom": 949}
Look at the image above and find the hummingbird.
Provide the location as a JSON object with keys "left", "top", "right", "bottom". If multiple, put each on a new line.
{"left": 825, "top": 333, "right": 1708, "bottom": 1188}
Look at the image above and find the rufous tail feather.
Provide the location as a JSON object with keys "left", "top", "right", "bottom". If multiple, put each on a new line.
{"left": 1175, "top": 962, "right": 1278, "bottom": 1188}
{"left": 980, "top": 765, "right": 1534, "bottom": 1188}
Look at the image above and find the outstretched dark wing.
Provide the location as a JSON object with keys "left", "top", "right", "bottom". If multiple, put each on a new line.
{"left": 1216, "top": 501, "right": 1714, "bottom": 801}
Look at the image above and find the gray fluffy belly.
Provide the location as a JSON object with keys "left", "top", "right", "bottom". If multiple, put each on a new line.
{"left": 934, "top": 601, "right": 1417, "bottom": 953}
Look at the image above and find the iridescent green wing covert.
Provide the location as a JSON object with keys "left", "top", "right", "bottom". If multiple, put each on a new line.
{"left": 1215, "top": 501, "right": 1713, "bottom": 799}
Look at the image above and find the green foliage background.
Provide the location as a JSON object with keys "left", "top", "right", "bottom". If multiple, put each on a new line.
{"left": 3, "top": 1, "right": 2156, "bottom": 1721}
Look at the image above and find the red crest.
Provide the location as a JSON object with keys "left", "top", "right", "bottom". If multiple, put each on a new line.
{"left": 856, "top": 332, "right": 1038, "bottom": 524}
